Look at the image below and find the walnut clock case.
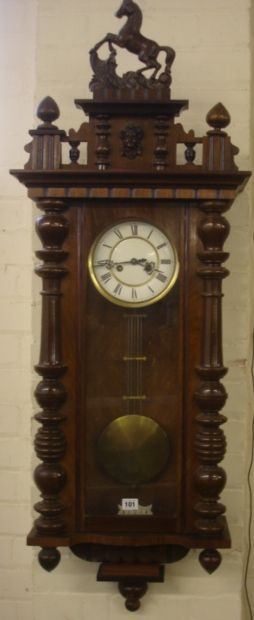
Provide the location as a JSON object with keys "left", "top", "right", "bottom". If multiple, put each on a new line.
{"left": 11, "top": 0, "right": 250, "bottom": 612}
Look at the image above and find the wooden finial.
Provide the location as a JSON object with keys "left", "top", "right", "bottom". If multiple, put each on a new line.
{"left": 38, "top": 547, "right": 61, "bottom": 572}
{"left": 37, "top": 96, "right": 60, "bottom": 127}
{"left": 206, "top": 102, "right": 231, "bottom": 133}
{"left": 199, "top": 549, "right": 222, "bottom": 574}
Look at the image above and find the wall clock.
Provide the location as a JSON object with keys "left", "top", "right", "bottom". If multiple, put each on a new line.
{"left": 10, "top": 0, "right": 250, "bottom": 612}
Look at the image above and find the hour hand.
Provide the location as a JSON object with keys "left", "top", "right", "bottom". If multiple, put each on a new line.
{"left": 94, "top": 259, "right": 114, "bottom": 268}
{"left": 144, "top": 261, "right": 155, "bottom": 273}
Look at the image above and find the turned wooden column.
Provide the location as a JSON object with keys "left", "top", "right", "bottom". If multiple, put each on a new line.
{"left": 154, "top": 116, "right": 169, "bottom": 170}
{"left": 33, "top": 198, "right": 69, "bottom": 571}
{"left": 194, "top": 200, "right": 230, "bottom": 573}
{"left": 95, "top": 115, "right": 111, "bottom": 169}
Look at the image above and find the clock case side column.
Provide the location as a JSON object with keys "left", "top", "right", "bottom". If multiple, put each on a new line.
{"left": 30, "top": 198, "right": 70, "bottom": 571}
{"left": 194, "top": 199, "right": 231, "bottom": 574}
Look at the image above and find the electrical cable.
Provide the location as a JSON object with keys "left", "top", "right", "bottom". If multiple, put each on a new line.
{"left": 243, "top": 327, "right": 254, "bottom": 620}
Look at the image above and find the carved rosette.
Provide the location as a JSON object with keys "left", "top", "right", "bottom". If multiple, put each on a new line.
{"left": 194, "top": 200, "right": 230, "bottom": 546}
{"left": 33, "top": 199, "right": 69, "bottom": 546}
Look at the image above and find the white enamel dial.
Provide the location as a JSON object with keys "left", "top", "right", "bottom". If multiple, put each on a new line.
{"left": 88, "top": 220, "right": 179, "bottom": 308}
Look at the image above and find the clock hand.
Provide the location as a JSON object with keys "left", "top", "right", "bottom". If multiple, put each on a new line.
{"left": 143, "top": 261, "right": 166, "bottom": 275}
{"left": 93, "top": 259, "right": 114, "bottom": 268}
{"left": 94, "top": 258, "right": 147, "bottom": 268}
{"left": 112, "top": 258, "right": 147, "bottom": 266}
{"left": 144, "top": 261, "right": 156, "bottom": 273}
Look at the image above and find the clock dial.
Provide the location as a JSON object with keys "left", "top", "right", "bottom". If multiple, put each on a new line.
{"left": 88, "top": 219, "right": 179, "bottom": 307}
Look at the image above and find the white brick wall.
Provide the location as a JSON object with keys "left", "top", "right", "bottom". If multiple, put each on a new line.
{"left": 1, "top": 0, "right": 253, "bottom": 618}
{"left": 0, "top": 1, "right": 37, "bottom": 618}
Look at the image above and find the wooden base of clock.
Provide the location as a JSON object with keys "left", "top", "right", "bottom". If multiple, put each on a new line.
{"left": 33, "top": 541, "right": 226, "bottom": 610}
{"left": 28, "top": 522, "right": 230, "bottom": 609}
{"left": 97, "top": 563, "right": 164, "bottom": 612}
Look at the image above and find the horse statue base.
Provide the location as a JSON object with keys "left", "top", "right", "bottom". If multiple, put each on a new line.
{"left": 89, "top": 48, "right": 173, "bottom": 101}
{"left": 89, "top": 0, "right": 175, "bottom": 100}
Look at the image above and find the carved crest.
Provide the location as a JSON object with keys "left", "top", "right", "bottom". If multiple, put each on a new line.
{"left": 89, "top": 0, "right": 175, "bottom": 98}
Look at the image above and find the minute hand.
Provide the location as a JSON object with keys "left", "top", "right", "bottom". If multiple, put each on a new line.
{"left": 94, "top": 258, "right": 147, "bottom": 267}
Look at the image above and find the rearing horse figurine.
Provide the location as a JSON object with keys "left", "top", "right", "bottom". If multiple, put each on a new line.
{"left": 91, "top": 0, "right": 175, "bottom": 80}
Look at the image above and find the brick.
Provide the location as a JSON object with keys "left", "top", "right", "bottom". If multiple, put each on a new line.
{"left": 0, "top": 302, "right": 31, "bottom": 332}
{"left": 0, "top": 536, "right": 13, "bottom": 567}
{"left": 33, "top": 557, "right": 101, "bottom": 593}
{"left": 0, "top": 168, "right": 29, "bottom": 199}
{"left": 110, "top": 592, "right": 242, "bottom": 620}
{"left": 223, "top": 307, "right": 249, "bottom": 343}
{"left": 20, "top": 404, "right": 33, "bottom": 438}
{"left": 16, "top": 473, "right": 32, "bottom": 502}
{"left": 0, "top": 265, "right": 32, "bottom": 300}
{"left": 146, "top": 0, "right": 250, "bottom": 10}
{"left": 223, "top": 271, "right": 249, "bottom": 307}
{"left": 0, "top": 471, "right": 19, "bottom": 501}
{"left": 150, "top": 10, "right": 249, "bottom": 51}
{"left": 0, "top": 437, "right": 31, "bottom": 469}
{"left": 82, "top": 595, "right": 111, "bottom": 620}
{"left": 222, "top": 489, "right": 245, "bottom": 524}
{"left": 0, "top": 469, "right": 31, "bottom": 503}
{"left": 0, "top": 335, "right": 19, "bottom": 365}
{"left": 225, "top": 420, "right": 245, "bottom": 455}
{"left": 0, "top": 600, "right": 17, "bottom": 620}
{"left": 224, "top": 453, "right": 245, "bottom": 489}
{"left": 0, "top": 201, "right": 29, "bottom": 231}
{"left": 0, "top": 265, "right": 16, "bottom": 297}
{"left": 19, "top": 334, "right": 33, "bottom": 368}
{"left": 229, "top": 524, "right": 244, "bottom": 552}
{"left": 225, "top": 229, "right": 251, "bottom": 273}
{"left": 0, "top": 404, "right": 22, "bottom": 435}
{"left": 0, "top": 230, "right": 32, "bottom": 265}
{"left": 0, "top": 0, "right": 37, "bottom": 36}
{"left": 0, "top": 568, "right": 32, "bottom": 600}
{"left": 0, "top": 504, "right": 31, "bottom": 536}
{"left": 224, "top": 340, "right": 248, "bottom": 366}
{"left": 33, "top": 594, "right": 84, "bottom": 620}
{"left": 17, "top": 601, "right": 33, "bottom": 620}
{"left": 0, "top": 369, "right": 31, "bottom": 405}
{"left": 16, "top": 267, "right": 33, "bottom": 299}
{"left": 174, "top": 49, "right": 250, "bottom": 92}
{"left": 12, "top": 538, "right": 33, "bottom": 567}
{"left": 224, "top": 381, "right": 249, "bottom": 419}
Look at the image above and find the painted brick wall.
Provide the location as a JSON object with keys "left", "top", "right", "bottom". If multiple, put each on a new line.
{"left": 1, "top": 0, "right": 253, "bottom": 618}
{"left": 0, "top": 0, "right": 37, "bottom": 618}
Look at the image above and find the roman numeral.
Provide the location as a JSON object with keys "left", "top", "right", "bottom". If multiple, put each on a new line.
{"left": 103, "top": 243, "right": 112, "bottom": 249}
{"left": 101, "top": 272, "right": 112, "bottom": 283}
{"left": 148, "top": 285, "right": 154, "bottom": 293}
{"left": 114, "top": 228, "right": 123, "bottom": 240}
{"left": 132, "top": 288, "right": 138, "bottom": 299}
{"left": 131, "top": 223, "right": 138, "bottom": 236}
{"left": 114, "top": 283, "right": 123, "bottom": 295}
{"left": 157, "top": 242, "right": 167, "bottom": 250}
{"left": 156, "top": 272, "right": 167, "bottom": 283}
{"left": 147, "top": 229, "right": 154, "bottom": 240}
{"left": 160, "top": 259, "right": 172, "bottom": 264}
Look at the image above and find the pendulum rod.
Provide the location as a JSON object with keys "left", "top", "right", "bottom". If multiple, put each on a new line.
{"left": 123, "top": 314, "right": 147, "bottom": 414}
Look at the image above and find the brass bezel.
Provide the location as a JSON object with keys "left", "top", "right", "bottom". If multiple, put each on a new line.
{"left": 88, "top": 219, "right": 179, "bottom": 308}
